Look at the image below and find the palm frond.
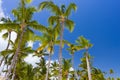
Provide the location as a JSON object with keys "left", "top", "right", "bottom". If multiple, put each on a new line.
{"left": 53, "top": 23, "right": 60, "bottom": 39}
{"left": 2, "top": 32, "right": 8, "bottom": 39}
{"left": 48, "top": 16, "right": 60, "bottom": 26}
{"left": 76, "top": 36, "right": 93, "bottom": 49}
{"left": 55, "top": 40, "right": 68, "bottom": 47}
{"left": 25, "top": 0, "right": 32, "bottom": 4}
{"left": 65, "top": 3, "right": 77, "bottom": 17}
{"left": 38, "top": 1, "right": 61, "bottom": 15}
{"left": 28, "top": 21, "right": 47, "bottom": 33}
{"left": 0, "top": 23, "right": 19, "bottom": 32}
{"left": 37, "top": 44, "right": 47, "bottom": 52}
{"left": 65, "top": 19, "right": 75, "bottom": 32}
{"left": 0, "top": 49, "right": 15, "bottom": 56}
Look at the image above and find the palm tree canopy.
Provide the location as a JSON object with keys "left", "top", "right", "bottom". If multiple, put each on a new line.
{"left": 76, "top": 36, "right": 93, "bottom": 49}
{"left": 36, "top": 25, "right": 60, "bottom": 54}
{"left": 0, "top": 18, "right": 19, "bottom": 32}
{"left": 39, "top": 1, "right": 77, "bottom": 32}
{"left": 67, "top": 43, "right": 83, "bottom": 55}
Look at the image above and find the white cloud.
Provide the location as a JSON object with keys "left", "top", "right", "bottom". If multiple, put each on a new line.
{"left": 24, "top": 54, "right": 40, "bottom": 67}
{"left": 69, "top": 67, "right": 74, "bottom": 71}
{"left": 27, "top": 41, "right": 33, "bottom": 48}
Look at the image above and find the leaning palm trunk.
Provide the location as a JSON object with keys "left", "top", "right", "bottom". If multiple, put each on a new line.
{"left": 45, "top": 52, "right": 51, "bottom": 80}
{"left": 6, "top": 25, "right": 26, "bottom": 80}
{"left": 85, "top": 49, "right": 92, "bottom": 80}
{"left": 58, "top": 22, "right": 64, "bottom": 80}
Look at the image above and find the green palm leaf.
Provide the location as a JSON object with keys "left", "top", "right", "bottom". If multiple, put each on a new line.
{"left": 0, "top": 23, "right": 19, "bottom": 32}
{"left": 28, "top": 21, "right": 47, "bottom": 33}
{"left": 65, "top": 19, "right": 75, "bottom": 32}
{"left": 2, "top": 32, "right": 8, "bottom": 39}
{"left": 38, "top": 1, "right": 61, "bottom": 15}
{"left": 65, "top": 3, "right": 77, "bottom": 17}
{"left": 48, "top": 16, "right": 60, "bottom": 25}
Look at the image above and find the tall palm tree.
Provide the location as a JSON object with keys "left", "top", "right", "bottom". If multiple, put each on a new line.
{"left": 67, "top": 42, "right": 82, "bottom": 80}
{"left": 67, "top": 43, "right": 82, "bottom": 68}
{"left": 36, "top": 25, "right": 59, "bottom": 80}
{"left": 39, "top": 1, "right": 77, "bottom": 79}
{"left": 76, "top": 36, "right": 93, "bottom": 80}
{"left": 0, "top": 0, "right": 47, "bottom": 79}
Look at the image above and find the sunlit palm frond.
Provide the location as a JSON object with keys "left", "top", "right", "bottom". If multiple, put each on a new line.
{"left": 25, "top": 0, "right": 32, "bottom": 4}
{"left": 53, "top": 23, "right": 60, "bottom": 39}
{"left": 28, "top": 21, "right": 47, "bottom": 33}
{"left": 65, "top": 3, "right": 77, "bottom": 17}
{"left": 0, "top": 23, "right": 19, "bottom": 32}
{"left": 0, "top": 49, "right": 15, "bottom": 56}
{"left": 76, "top": 36, "right": 93, "bottom": 49}
{"left": 37, "top": 44, "right": 47, "bottom": 52}
{"left": 65, "top": 19, "right": 75, "bottom": 32}
{"left": 2, "top": 32, "right": 8, "bottom": 39}
{"left": 38, "top": 1, "right": 61, "bottom": 15}
{"left": 48, "top": 16, "right": 60, "bottom": 26}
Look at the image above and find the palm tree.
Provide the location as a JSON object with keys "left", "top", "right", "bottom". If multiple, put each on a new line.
{"left": 79, "top": 54, "right": 89, "bottom": 80}
{"left": 36, "top": 25, "right": 59, "bottom": 80}
{"left": 76, "top": 36, "right": 93, "bottom": 80}
{"left": 35, "top": 57, "right": 47, "bottom": 80}
{"left": 50, "top": 61, "right": 59, "bottom": 79}
{"left": 0, "top": 35, "right": 35, "bottom": 79}
{"left": 67, "top": 42, "right": 82, "bottom": 79}
{"left": 92, "top": 68, "right": 105, "bottom": 80}
{"left": 39, "top": 1, "right": 77, "bottom": 79}
{"left": 62, "top": 58, "right": 72, "bottom": 80}
{"left": 107, "top": 69, "right": 114, "bottom": 80}
{"left": 0, "top": 0, "right": 47, "bottom": 79}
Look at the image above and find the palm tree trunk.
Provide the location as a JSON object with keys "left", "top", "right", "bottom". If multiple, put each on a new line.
{"left": 45, "top": 53, "right": 51, "bottom": 80}
{"left": 11, "top": 64, "right": 16, "bottom": 80}
{"left": 6, "top": 27, "right": 25, "bottom": 80}
{"left": 85, "top": 49, "right": 92, "bottom": 80}
{"left": 58, "top": 22, "right": 64, "bottom": 80}
{"left": 72, "top": 54, "right": 74, "bottom": 68}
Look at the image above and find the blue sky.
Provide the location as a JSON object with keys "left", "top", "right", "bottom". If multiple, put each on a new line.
{"left": 1, "top": 0, "right": 120, "bottom": 77}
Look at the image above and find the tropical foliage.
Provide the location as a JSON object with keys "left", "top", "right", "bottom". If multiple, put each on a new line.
{"left": 0, "top": 0, "right": 119, "bottom": 80}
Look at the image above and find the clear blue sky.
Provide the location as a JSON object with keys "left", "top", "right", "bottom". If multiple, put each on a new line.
{"left": 2, "top": 0, "right": 120, "bottom": 77}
